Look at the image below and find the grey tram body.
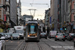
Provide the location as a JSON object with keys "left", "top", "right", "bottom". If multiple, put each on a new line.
{"left": 25, "top": 20, "right": 40, "bottom": 42}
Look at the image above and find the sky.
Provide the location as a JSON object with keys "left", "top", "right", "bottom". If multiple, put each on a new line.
{"left": 17, "top": 0, "right": 50, "bottom": 20}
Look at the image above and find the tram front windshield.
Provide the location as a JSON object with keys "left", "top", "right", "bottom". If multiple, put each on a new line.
{"left": 28, "top": 24, "right": 38, "bottom": 34}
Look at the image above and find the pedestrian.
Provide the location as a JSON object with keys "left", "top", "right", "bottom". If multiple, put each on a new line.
{"left": 47, "top": 27, "right": 49, "bottom": 36}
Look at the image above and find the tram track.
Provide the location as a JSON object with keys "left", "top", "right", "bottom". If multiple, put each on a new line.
{"left": 14, "top": 39, "right": 74, "bottom": 50}
{"left": 37, "top": 42, "right": 43, "bottom": 50}
{"left": 24, "top": 42, "right": 28, "bottom": 50}
{"left": 14, "top": 40, "right": 24, "bottom": 50}
{"left": 24, "top": 42, "right": 42, "bottom": 50}
{"left": 41, "top": 39, "right": 55, "bottom": 50}
{"left": 44, "top": 39, "right": 73, "bottom": 50}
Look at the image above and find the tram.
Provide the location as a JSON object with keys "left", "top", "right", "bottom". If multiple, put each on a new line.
{"left": 25, "top": 20, "right": 40, "bottom": 42}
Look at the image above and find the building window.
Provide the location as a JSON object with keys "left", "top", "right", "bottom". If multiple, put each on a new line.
{"left": 58, "top": 0, "right": 61, "bottom": 4}
{"left": 74, "top": 14, "right": 75, "bottom": 20}
{"left": 74, "top": 3, "right": 75, "bottom": 9}
{"left": 6, "top": 0, "right": 9, "bottom": 2}
{"left": 6, "top": 7, "right": 9, "bottom": 11}
{"left": 7, "top": 16, "right": 9, "bottom": 21}
{"left": 0, "top": 15, "right": 1, "bottom": 18}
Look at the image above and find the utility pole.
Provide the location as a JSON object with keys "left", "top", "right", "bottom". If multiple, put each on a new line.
{"left": 28, "top": 9, "right": 36, "bottom": 20}
{"left": 29, "top": 3, "right": 49, "bottom": 20}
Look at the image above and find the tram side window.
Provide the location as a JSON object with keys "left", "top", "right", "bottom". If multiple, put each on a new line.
{"left": 34, "top": 25, "right": 38, "bottom": 33}
{"left": 28, "top": 25, "right": 30, "bottom": 33}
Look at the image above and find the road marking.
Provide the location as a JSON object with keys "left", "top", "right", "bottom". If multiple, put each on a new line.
{"left": 11, "top": 41, "right": 13, "bottom": 43}
{"left": 6, "top": 40, "right": 8, "bottom": 41}
{"left": 47, "top": 38, "right": 54, "bottom": 41}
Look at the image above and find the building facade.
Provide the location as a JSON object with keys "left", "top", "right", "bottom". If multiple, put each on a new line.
{"left": 67, "top": 0, "right": 75, "bottom": 23}
{"left": 68, "top": 0, "right": 71, "bottom": 22}
{"left": 17, "top": 0, "right": 21, "bottom": 25}
{"left": 0, "top": 0, "right": 5, "bottom": 33}
{"left": 0, "top": 0, "right": 5, "bottom": 20}
{"left": 45, "top": 8, "right": 50, "bottom": 27}
{"left": 50, "top": 0, "right": 58, "bottom": 30}
{"left": 5, "top": 0, "right": 10, "bottom": 27}
{"left": 50, "top": 0, "right": 68, "bottom": 30}
{"left": 10, "top": 0, "right": 17, "bottom": 27}
{"left": 23, "top": 15, "right": 33, "bottom": 25}
{"left": 71, "top": 0, "right": 75, "bottom": 22}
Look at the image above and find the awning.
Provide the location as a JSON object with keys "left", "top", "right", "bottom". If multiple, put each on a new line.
{"left": 0, "top": 24, "right": 5, "bottom": 29}
{"left": 6, "top": 22, "right": 10, "bottom": 25}
{"left": 0, "top": 19, "right": 3, "bottom": 21}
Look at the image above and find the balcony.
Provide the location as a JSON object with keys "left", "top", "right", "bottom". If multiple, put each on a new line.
{"left": 71, "top": 9, "right": 75, "bottom": 13}
{"left": 6, "top": 1, "right": 9, "bottom": 6}
{"left": 6, "top": 11, "right": 9, "bottom": 15}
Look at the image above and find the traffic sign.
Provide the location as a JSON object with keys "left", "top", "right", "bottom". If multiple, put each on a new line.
{"left": 60, "top": 28, "right": 63, "bottom": 30}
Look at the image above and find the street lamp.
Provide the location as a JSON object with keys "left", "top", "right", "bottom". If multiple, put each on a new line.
{"left": 28, "top": 9, "right": 37, "bottom": 20}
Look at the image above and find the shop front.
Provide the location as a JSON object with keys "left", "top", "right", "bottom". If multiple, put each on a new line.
{"left": 0, "top": 19, "right": 5, "bottom": 33}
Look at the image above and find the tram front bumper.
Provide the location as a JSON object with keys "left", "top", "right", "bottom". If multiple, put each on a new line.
{"left": 27, "top": 36, "right": 38, "bottom": 38}
{"left": 27, "top": 37, "right": 39, "bottom": 40}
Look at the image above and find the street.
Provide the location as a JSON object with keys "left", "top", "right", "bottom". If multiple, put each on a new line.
{"left": 0, "top": 0, "right": 75, "bottom": 50}
{"left": 5, "top": 38, "right": 75, "bottom": 50}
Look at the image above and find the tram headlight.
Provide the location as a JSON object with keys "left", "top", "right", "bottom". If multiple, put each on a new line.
{"left": 35, "top": 36, "right": 37, "bottom": 37}
{"left": 28, "top": 35, "right": 30, "bottom": 37}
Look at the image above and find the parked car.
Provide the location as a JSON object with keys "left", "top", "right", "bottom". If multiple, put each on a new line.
{"left": 68, "top": 33, "right": 75, "bottom": 41}
{"left": 6, "top": 33, "right": 12, "bottom": 39}
{"left": 40, "top": 32, "right": 47, "bottom": 39}
{"left": 48, "top": 31, "right": 57, "bottom": 38}
{"left": 3, "top": 33, "right": 9, "bottom": 40}
{"left": 67, "top": 33, "right": 75, "bottom": 41}
{"left": 64, "top": 33, "right": 69, "bottom": 39}
{"left": 55, "top": 33, "right": 65, "bottom": 41}
{"left": 0, "top": 33, "right": 12, "bottom": 40}
{"left": 0, "top": 33, "right": 6, "bottom": 40}
{"left": 0, "top": 36, "right": 6, "bottom": 40}
{"left": 0, "top": 33, "right": 4, "bottom": 36}
{"left": 19, "top": 33, "right": 24, "bottom": 39}
{"left": 11, "top": 33, "right": 20, "bottom": 40}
